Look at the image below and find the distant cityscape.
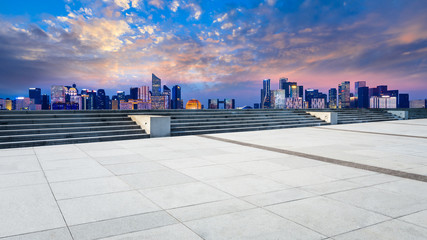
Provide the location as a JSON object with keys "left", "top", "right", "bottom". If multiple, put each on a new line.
{"left": 0, "top": 74, "right": 426, "bottom": 111}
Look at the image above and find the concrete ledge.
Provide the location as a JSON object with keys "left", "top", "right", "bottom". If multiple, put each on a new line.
{"left": 387, "top": 110, "right": 408, "bottom": 120}
{"left": 307, "top": 111, "right": 337, "bottom": 124}
{"left": 129, "top": 115, "right": 171, "bottom": 137}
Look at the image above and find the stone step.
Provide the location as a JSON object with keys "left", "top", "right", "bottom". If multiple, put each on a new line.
{"left": 171, "top": 119, "right": 325, "bottom": 129}
{"left": 0, "top": 117, "right": 133, "bottom": 125}
{"left": 0, "top": 133, "right": 149, "bottom": 149}
{"left": 169, "top": 113, "right": 309, "bottom": 119}
{"left": 0, "top": 125, "right": 141, "bottom": 136}
{"left": 170, "top": 115, "right": 317, "bottom": 123}
{"left": 338, "top": 119, "right": 395, "bottom": 124}
{"left": 0, "top": 129, "right": 145, "bottom": 143}
{"left": 171, "top": 122, "right": 329, "bottom": 136}
{"left": 0, "top": 121, "right": 138, "bottom": 130}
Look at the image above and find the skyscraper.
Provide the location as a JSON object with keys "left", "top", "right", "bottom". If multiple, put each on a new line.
{"left": 338, "top": 81, "right": 350, "bottom": 108}
{"left": 130, "top": 87, "right": 138, "bottom": 100}
{"left": 152, "top": 73, "right": 161, "bottom": 96}
{"left": 261, "top": 79, "right": 271, "bottom": 108}
{"left": 97, "top": 89, "right": 106, "bottom": 109}
{"left": 138, "top": 86, "right": 150, "bottom": 102}
{"left": 279, "top": 77, "right": 291, "bottom": 97}
{"left": 171, "top": 85, "right": 183, "bottom": 109}
{"left": 29, "top": 88, "right": 41, "bottom": 104}
{"left": 354, "top": 81, "right": 366, "bottom": 98}
{"left": 163, "top": 85, "right": 171, "bottom": 109}
{"left": 328, "top": 88, "right": 337, "bottom": 109}
{"left": 51, "top": 85, "right": 66, "bottom": 110}
{"left": 357, "top": 87, "right": 369, "bottom": 108}
{"left": 399, "top": 94, "right": 409, "bottom": 108}
{"left": 41, "top": 94, "right": 50, "bottom": 110}
{"left": 298, "top": 86, "right": 304, "bottom": 99}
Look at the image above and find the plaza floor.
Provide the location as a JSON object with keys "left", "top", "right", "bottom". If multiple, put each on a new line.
{"left": 1, "top": 119, "right": 427, "bottom": 239}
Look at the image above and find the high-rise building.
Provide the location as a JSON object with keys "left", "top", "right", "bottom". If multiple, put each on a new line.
{"left": 298, "top": 86, "right": 304, "bottom": 99}
{"left": 171, "top": 85, "right": 183, "bottom": 109}
{"left": 328, "top": 88, "right": 337, "bottom": 109}
{"left": 138, "top": 86, "right": 150, "bottom": 102}
{"left": 354, "top": 81, "right": 366, "bottom": 98}
{"left": 289, "top": 83, "right": 298, "bottom": 98}
{"left": 271, "top": 90, "right": 286, "bottom": 109}
{"left": 410, "top": 99, "right": 427, "bottom": 108}
{"left": 254, "top": 103, "right": 260, "bottom": 109}
{"left": 377, "top": 85, "right": 388, "bottom": 96}
{"left": 41, "top": 94, "right": 50, "bottom": 110}
{"left": 97, "top": 89, "right": 106, "bottom": 109}
{"left": 369, "top": 88, "right": 379, "bottom": 97}
{"left": 87, "top": 90, "right": 97, "bottom": 110}
{"left": 163, "top": 85, "right": 171, "bottom": 109}
{"left": 15, "top": 97, "right": 31, "bottom": 110}
{"left": 261, "top": 79, "right": 271, "bottom": 108}
{"left": 224, "top": 99, "right": 235, "bottom": 109}
{"left": 51, "top": 85, "right": 67, "bottom": 110}
{"left": 152, "top": 73, "right": 161, "bottom": 96}
{"left": 29, "top": 88, "right": 41, "bottom": 104}
{"left": 130, "top": 87, "right": 138, "bottom": 100}
{"left": 338, "top": 81, "right": 350, "bottom": 108}
{"left": 208, "top": 99, "right": 219, "bottom": 109}
{"left": 357, "top": 87, "right": 369, "bottom": 108}
{"left": 279, "top": 77, "right": 291, "bottom": 97}
{"left": 399, "top": 94, "right": 409, "bottom": 108}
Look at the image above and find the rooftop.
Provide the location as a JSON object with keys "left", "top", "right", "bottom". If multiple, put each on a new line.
{"left": 1, "top": 119, "right": 427, "bottom": 239}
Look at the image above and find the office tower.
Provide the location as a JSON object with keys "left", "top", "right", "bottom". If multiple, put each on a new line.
{"left": 96, "top": 89, "right": 106, "bottom": 109}
{"left": 171, "top": 85, "right": 183, "bottom": 109}
{"left": 15, "top": 97, "right": 31, "bottom": 110}
{"left": 279, "top": 77, "right": 291, "bottom": 97}
{"left": 377, "top": 85, "right": 388, "bottom": 96}
{"left": 289, "top": 83, "right": 298, "bottom": 98}
{"left": 138, "top": 86, "right": 150, "bottom": 102}
{"left": 117, "top": 91, "right": 126, "bottom": 101}
{"left": 152, "top": 73, "right": 161, "bottom": 96}
{"left": 399, "top": 94, "right": 409, "bottom": 108}
{"left": 86, "top": 90, "right": 97, "bottom": 110}
{"left": 254, "top": 103, "right": 260, "bottom": 109}
{"left": 298, "top": 86, "right": 304, "bottom": 99}
{"left": 0, "top": 98, "right": 5, "bottom": 110}
{"left": 370, "top": 96, "right": 397, "bottom": 109}
{"left": 41, "top": 94, "right": 50, "bottom": 110}
{"left": 354, "top": 81, "right": 366, "bottom": 98}
{"left": 261, "top": 79, "right": 271, "bottom": 108}
{"left": 328, "top": 88, "right": 337, "bottom": 109}
{"left": 338, "top": 81, "right": 350, "bottom": 108}
{"left": 369, "top": 88, "right": 379, "bottom": 97}
{"left": 130, "top": 87, "right": 138, "bottom": 100}
{"left": 51, "top": 85, "right": 67, "bottom": 110}
{"left": 224, "top": 99, "right": 235, "bottom": 109}
{"left": 28, "top": 88, "right": 41, "bottom": 104}
{"left": 305, "top": 89, "right": 317, "bottom": 108}
{"left": 410, "top": 99, "right": 427, "bottom": 108}
{"left": 163, "top": 85, "right": 171, "bottom": 109}
{"left": 208, "top": 99, "right": 219, "bottom": 109}
{"left": 357, "top": 87, "right": 369, "bottom": 108}
{"left": 271, "top": 90, "right": 286, "bottom": 109}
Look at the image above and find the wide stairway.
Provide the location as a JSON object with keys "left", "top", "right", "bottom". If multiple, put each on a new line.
{"left": 334, "top": 109, "right": 399, "bottom": 124}
{"left": 168, "top": 110, "right": 328, "bottom": 136}
{"left": 408, "top": 109, "right": 427, "bottom": 119}
{"left": 0, "top": 112, "right": 148, "bottom": 149}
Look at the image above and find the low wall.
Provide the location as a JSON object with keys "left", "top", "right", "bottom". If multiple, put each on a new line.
{"left": 129, "top": 115, "right": 171, "bottom": 137}
{"left": 387, "top": 110, "right": 408, "bottom": 120}
{"left": 306, "top": 111, "right": 337, "bottom": 124}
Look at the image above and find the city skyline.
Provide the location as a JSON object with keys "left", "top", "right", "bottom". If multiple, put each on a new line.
{"left": 0, "top": 0, "right": 427, "bottom": 106}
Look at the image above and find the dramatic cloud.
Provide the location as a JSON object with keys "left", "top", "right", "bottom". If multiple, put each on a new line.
{"left": 0, "top": 0, "right": 426, "bottom": 105}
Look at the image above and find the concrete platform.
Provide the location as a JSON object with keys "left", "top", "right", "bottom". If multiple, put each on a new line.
{"left": 1, "top": 119, "right": 427, "bottom": 239}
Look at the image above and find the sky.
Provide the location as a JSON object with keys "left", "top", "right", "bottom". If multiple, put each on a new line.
{"left": 0, "top": 0, "right": 426, "bottom": 106}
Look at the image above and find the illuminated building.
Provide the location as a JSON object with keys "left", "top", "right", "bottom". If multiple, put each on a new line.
{"left": 163, "top": 85, "right": 171, "bottom": 109}
{"left": 51, "top": 85, "right": 67, "bottom": 110}
{"left": 29, "top": 88, "right": 41, "bottom": 104}
{"left": 186, "top": 99, "right": 202, "bottom": 109}
{"left": 5, "top": 99, "right": 12, "bottom": 110}
{"left": 119, "top": 100, "right": 133, "bottom": 110}
{"left": 279, "top": 77, "right": 291, "bottom": 97}
{"left": 138, "top": 86, "right": 150, "bottom": 102}
{"left": 151, "top": 96, "right": 166, "bottom": 110}
{"left": 370, "top": 96, "right": 397, "bottom": 109}
{"left": 97, "top": 89, "right": 106, "bottom": 109}
{"left": 15, "top": 97, "right": 31, "bottom": 110}
{"left": 290, "top": 83, "right": 298, "bottom": 98}
{"left": 338, "top": 81, "right": 350, "bottom": 108}
{"left": 261, "top": 79, "right": 271, "bottom": 108}
{"left": 152, "top": 73, "right": 161, "bottom": 96}
{"left": 285, "top": 97, "right": 303, "bottom": 109}
{"left": 41, "top": 94, "right": 50, "bottom": 110}
{"left": 328, "top": 88, "right": 337, "bottom": 109}
{"left": 112, "top": 100, "right": 119, "bottom": 110}
{"left": 208, "top": 99, "right": 219, "bottom": 109}
{"left": 311, "top": 98, "right": 326, "bottom": 109}
{"left": 354, "top": 81, "right": 366, "bottom": 98}
{"left": 172, "top": 85, "right": 183, "bottom": 109}
{"left": 410, "top": 99, "right": 427, "bottom": 108}
{"left": 224, "top": 99, "right": 235, "bottom": 109}
{"left": 271, "top": 90, "right": 286, "bottom": 109}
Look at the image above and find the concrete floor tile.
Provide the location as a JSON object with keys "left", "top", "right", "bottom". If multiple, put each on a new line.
{"left": 267, "top": 196, "right": 390, "bottom": 237}
{"left": 185, "top": 208, "right": 325, "bottom": 240}
{"left": 0, "top": 171, "right": 46, "bottom": 189}
{"left": 50, "top": 176, "right": 132, "bottom": 200}
{"left": 167, "top": 198, "right": 255, "bottom": 222}
{"left": 0, "top": 184, "right": 66, "bottom": 238}
{"left": 1, "top": 228, "right": 72, "bottom": 240}
{"left": 266, "top": 169, "right": 338, "bottom": 187}
{"left": 44, "top": 166, "right": 113, "bottom": 182}
{"left": 119, "top": 169, "right": 196, "bottom": 189}
{"left": 58, "top": 191, "right": 160, "bottom": 225}
{"left": 333, "top": 219, "right": 427, "bottom": 240}
{"left": 399, "top": 210, "right": 427, "bottom": 229}
{"left": 226, "top": 160, "right": 291, "bottom": 174}
{"left": 141, "top": 182, "right": 231, "bottom": 209}
{"left": 158, "top": 157, "right": 216, "bottom": 169}
{"left": 105, "top": 161, "right": 167, "bottom": 175}
{"left": 70, "top": 211, "right": 177, "bottom": 240}
{"left": 243, "top": 188, "right": 315, "bottom": 207}
{"left": 177, "top": 165, "right": 247, "bottom": 181}
{"left": 102, "top": 224, "right": 203, "bottom": 240}
{"left": 301, "top": 180, "right": 362, "bottom": 195}
{"left": 206, "top": 175, "right": 288, "bottom": 197}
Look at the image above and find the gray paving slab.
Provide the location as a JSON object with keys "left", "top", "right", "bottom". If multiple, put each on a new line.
{"left": 119, "top": 169, "right": 196, "bottom": 189}
{"left": 1, "top": 228, "right": 73, "bottom": 240}
{"left": 101, "top": 224, "right": 203, "bottom": 240}
{"left": 105, "top": 161, "right": 168, "bottom": 175}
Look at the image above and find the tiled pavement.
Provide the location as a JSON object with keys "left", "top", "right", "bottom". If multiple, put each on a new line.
{"left": 1, "top": 119, "right": 427, "bottom": 239}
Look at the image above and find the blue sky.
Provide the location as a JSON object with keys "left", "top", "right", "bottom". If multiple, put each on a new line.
{"left": 0, "top": 0, "right": 426, "bottom": 106}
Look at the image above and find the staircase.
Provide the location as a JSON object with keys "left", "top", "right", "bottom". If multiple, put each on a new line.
{"left": 168, "top": 110, "right": 328, "bottom": 136}
{"left": 0, "top": 112, "right": 148, "bottom": 149}
{"left": 408, "top": 109, "right": 427, "bottom": 119}
{"left": 335, "top": 109, "right": 400, "bottom": 124}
